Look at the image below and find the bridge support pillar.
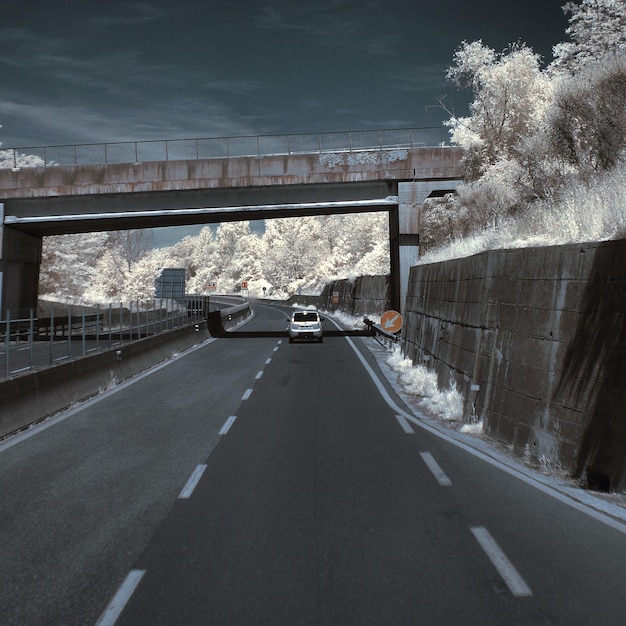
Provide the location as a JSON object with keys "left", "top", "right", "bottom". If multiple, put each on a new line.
{"left": 0, "top": 205, "right": 42, "bottom": 317}
{"left": 391, "top": 181, "right": 461, "bottom": 314}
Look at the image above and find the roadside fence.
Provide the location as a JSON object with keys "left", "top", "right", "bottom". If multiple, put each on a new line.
{"left": 0, "top": 299, "right": 207, "bottom": 380}
{"left": 1, "top": 127, "right": 450, "bottom": 169}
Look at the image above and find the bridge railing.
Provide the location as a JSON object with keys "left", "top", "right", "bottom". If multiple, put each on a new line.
{"left": 1, "top": 127, "right": 449, "bottom": 168}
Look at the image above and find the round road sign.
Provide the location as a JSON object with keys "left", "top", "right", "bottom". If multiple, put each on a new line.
{"left": 380, "top": 310, "right": 403, "bottom": 333}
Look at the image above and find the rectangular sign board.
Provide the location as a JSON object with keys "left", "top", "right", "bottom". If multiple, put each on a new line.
{"left": 155, "top": 268, "right": 186, "bottom": 299}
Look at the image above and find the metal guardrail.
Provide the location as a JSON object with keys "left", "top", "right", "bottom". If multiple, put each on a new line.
{"left": 1, "top": 127, "right": 449, "bottom": 168}
{"left": 363, "top": 318, "right": 400, "bottom": 346}
{"left": 0, "top": 296, "right": 251, "bottom": 380}
{"left": 0, "top": 301, "right": 202, "bottom": 380}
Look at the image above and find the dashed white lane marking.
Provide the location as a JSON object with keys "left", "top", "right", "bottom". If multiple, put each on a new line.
{"left": 273, "top": 346, "right": 280, "bottom": 352}
{"left": 471, "top": 527, "right": 533, "bottom": 597}
{"left": 95, "top": 569, "right": 145, "bottom": 626}
{"left": 242, "top": 388, "right": 253, "bottom": 401}
{"left": 394, "top": 414, "right": 415, "bottom": 434}
{"left": 178, "top": 464, "right": 208, "bottom": 499}
{"left": 265, "top": 357, "right": 272, "bottom": 365}
{"left": 219, "top": 415, "right": 237, "bottom": 435}
{"left": 420, "top": 451, "right": 453, "bottom": 486}
{"left": 255, "top": 370, "right": 264, "bottom": 380}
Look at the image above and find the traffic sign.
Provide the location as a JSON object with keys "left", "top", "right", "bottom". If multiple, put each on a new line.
{"left": 380, "top": 310, "right": 403, "bottom": 333}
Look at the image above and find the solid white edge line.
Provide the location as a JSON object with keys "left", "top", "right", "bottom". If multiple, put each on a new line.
{"left": 420, "top": 451, "right": 453, "bottom": 486}
{"left": 471, "top": 527, "right": 533, "bottom": 597}
{"left": 95, "top": 569, "right": 145, "bottom": 626}
{"left": 178, "top": 464, "right": 208, "bottom": 499}
{"left": 242, "top": 388, "right": 253, "bottom": 400}
{"left": 394, "top": 413, "right": 415, "bottom": 434}
{"left": 338, "top": 330, "right": 626, "bottom": 534}
{"left": 219, "top": 415, "right": 237, "bottom": 435}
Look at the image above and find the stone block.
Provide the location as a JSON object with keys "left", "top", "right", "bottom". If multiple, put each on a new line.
{"left": 497, "top": 303, "right": 519, "bottom": 332}
{"left": 513, "top": 305, "right": 555, "bottom": 338}
{"left": 517, "top": 278, "right": 557, "bottom": 309}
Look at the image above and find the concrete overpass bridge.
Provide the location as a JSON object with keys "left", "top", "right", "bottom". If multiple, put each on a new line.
{"left": 0, "top": 128, "right": 462, "bottom": 315}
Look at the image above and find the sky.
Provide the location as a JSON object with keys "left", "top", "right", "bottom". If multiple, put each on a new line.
{"left": 0, "top": 0, "right": 570, "bottom": 246}
{"left": 1, "top": 0, "right": 570, "bottom": 148}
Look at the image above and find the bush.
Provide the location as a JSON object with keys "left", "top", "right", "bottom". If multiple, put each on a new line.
{"left": 548, "top": 54, "right": 626, "bottom": 175}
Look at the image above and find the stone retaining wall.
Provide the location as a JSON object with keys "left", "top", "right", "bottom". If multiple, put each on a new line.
{"left": 402, "top": 240, "right": 626, "bottom": 492}
{"left": 319, "top": 275, "right": 391, "bottom": 317}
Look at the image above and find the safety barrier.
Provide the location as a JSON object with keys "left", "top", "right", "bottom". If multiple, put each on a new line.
{"left": 0, "top": 300, "right": 251, "bottom": 439}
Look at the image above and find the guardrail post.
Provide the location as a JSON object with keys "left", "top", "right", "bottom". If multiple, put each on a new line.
{"left": 5, "top": 310, "right": 10, "bottom": 379}
{"left": 49, "top": 308, "right": 54, "bottom": 366}
{"left": 67, "top": 306, "right": 72, "bottom": 360}
{"left": 108, "top": 304, "right": 112, "bottom": 349}
{"left": 81, "top": 306, "right": 86, "bottom": 356}
{"left": 29, "top": 308, "right": 34, "bottom": 371}
{"left": 96, "top": 304, "right": 100, "bottom": 353}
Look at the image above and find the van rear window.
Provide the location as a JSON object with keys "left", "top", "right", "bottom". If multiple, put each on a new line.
{"left": 293, "top": 312, "right": 318, "bottom": 322}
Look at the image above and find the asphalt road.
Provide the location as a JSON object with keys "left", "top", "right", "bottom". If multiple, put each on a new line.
{"left": 1, "top": 302, "right": 625, "bottom": 625}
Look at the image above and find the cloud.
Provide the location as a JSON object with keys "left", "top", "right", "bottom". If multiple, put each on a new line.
{"left": 256, "top": 0, "right": 401, "bottom": 56}
{"left": 85, "top": 1, "right": 167, "bottom": 28}
{"left": 0, "top": 27, "right": 68, "bottom": 69}
{"left": 200, "top": 78, "right": 266, "bottom": 95}
{"left": 387, "top": 62, "right": 449, "bottom": 94}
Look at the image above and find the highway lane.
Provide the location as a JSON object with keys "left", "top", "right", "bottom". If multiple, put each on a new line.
{"left": 109, "top": 303, "right": 625, "bottom": 625}
{"left": 1, "top": 302, "right": 625, "bottom": 625}
{"left": 0, "top": 305, "right": 282, "bottom": 626}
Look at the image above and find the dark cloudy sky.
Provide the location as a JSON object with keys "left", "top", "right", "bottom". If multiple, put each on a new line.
{"left": 0, "top": 0, "right": 570, "bottom": 149}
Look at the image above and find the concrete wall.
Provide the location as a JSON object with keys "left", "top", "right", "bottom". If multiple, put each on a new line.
{"left": 0, "top": 225, "right": 42, "bottom": 314}
{"left": 402, "top": 240, "right": 626, "bottom": 492}
{"left": 319, "top": 275, "right": 391, "bottom": 317}
{"left": 0, "top": 147, "right": 462, "bottom": 201}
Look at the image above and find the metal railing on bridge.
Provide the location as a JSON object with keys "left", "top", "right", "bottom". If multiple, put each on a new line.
{"left": 0, "top": 297, "right": 212, "bottom": 380}
{"left": 1, "top": 127, "right": 449, "bottom": 169}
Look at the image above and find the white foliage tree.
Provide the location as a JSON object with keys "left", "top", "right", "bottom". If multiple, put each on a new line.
{"left": 183, "top": 226, "right": 218, "bottom": 293}
{"left": 445, "top": 40, "right": 553, "bottom": 181}
{"left": 212, "top": 221, "right": 262, "bottom": 293}
{"left": 261, "top": 217, "right": 327, "bottom": 295}
{"left": 80, "top": 229, "right": 155, "bottom": 303}
{"left": 550, "top": 0, "right": 626, "bottom": 75}
{"left": 548, "top": 53, "right": 626, "bottom": 175}
{"left": 39, "top": 233, "right": 109, "bottom": 302}
{"left": 315, "top": 213, "right": 389, "bottom": 280}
